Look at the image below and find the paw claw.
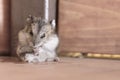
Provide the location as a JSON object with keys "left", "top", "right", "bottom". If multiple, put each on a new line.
{"left": 54, "top": 57, "right": 60, "bottom": 62}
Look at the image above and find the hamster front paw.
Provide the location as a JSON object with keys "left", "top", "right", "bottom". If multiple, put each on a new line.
{"left": 53, "top": 57, "right": 60, "bottom": 62}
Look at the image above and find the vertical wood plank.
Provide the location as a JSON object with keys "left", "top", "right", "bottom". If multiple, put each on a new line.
{"left": 58, "top": 0, "right": 120, "bottom": 54}
{"left": 0, "top": 0, "right": 10, "bottom": 55}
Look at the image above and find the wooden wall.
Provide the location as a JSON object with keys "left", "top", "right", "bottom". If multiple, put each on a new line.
{"left": 58, "top": 0, "right": 120, "bottom": 54}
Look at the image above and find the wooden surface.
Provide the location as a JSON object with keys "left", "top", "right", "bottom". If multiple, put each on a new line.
{"left": 0, "top": 57, "right": 120, "bottom": 80}
{"left": 58, "top": 0, "right": 120, "bottom": 54}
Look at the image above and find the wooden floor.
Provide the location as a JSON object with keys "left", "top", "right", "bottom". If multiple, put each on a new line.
{"left": 0, "top": 57, "right": 120, "bottom": 80}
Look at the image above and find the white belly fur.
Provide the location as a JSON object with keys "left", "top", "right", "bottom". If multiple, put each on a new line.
{"left": 25, "top": 35, "right": 59, "bottom": 63}
{"left": 37, "top": 35, "right": 59, "bottom": 60}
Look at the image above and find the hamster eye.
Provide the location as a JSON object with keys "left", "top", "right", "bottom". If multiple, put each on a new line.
{"left": 40, "top": 33, "right": 45, "bottom": 38}
{"left": 30, "top": 31, "right": 33, "bottom": 36}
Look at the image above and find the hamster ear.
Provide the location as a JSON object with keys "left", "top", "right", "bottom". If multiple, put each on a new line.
{"left": 26, "top": 15, "right": 33, "bottom": 24}
{"left": 50, "top": 19, "right": 56, "bottom": 29}
{"left": 37, "top": 17, "right": 42, "bottom": 21}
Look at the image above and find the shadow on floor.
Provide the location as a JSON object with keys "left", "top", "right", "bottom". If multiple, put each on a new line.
{"left": 0, "top": 57, "right": 25, "bottom": 64}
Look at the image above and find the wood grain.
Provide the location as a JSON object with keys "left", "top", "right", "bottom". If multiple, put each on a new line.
{"left": 58, "top": 0, "right": 120, "bottom": 54}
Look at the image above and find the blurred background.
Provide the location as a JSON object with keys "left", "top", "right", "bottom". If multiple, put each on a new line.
{"left": 1, "top": 0, "right": 120, "bottom": 57}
